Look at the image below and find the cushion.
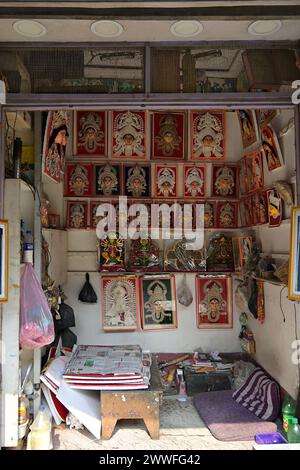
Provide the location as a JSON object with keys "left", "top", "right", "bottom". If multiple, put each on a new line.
{"left": 193, "top": 390, "right": 277, "bottom": 441}
{"left": 232, "top": 368, "right": 280, "bottom": 421}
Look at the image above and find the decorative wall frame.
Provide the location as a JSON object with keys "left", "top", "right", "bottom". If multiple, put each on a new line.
{"left": 256, "top": 109, "right": 278, "bottom": 129}
{"left": 73, "top": 110, "right": 106, "bottom": 157}
{"left": 152, "top": 111, "right": 185, "bottom": 160}
{"left": 183, "top": 164, "right": 206, "bottom": 198}
{"left": 42, "top": 110, "right": 71, "bottom": 183}
{"left": 211, "top": 163, "right": 239, "bottom": 198}
{"left": 217, "top": 201, "right": 238, "bottom": 228}
{"left": 95, "top": 163, "right": 121, "bottom": 197}
{"left": 204, "top": 201, "right": 216, "bottom": 229}
{"left": 237, "top": 109, "right": 259, "bottom": 149}
{"left": 251, "top": 191, "right": 268, "bottom": 226}
{"left": 261, "top": 124, "right": 284, "bottom": 172}
{"left": 127, "top": 237, "right": 163, "bottom": 272}
{"left": 266, "top": 188, "right": 282, "bottom": 227}
{"left": 154, "top": 164, "right": 178, "bottom": 198}
{"left": 101, "top": 275, "right": 138, "bottom": 331}
{"left": 196, "top": 275, "right": 233, "bottom": 329}
{"left": 124, "top": 164, "right": 151, "bottom": 197}
{"left": 191, "top": 110, "right": 226, "bottom": 161}
{"left": 0, "top": 220, "right": 8, "bottom": 303}
{"left": 66, "top": 201, "right": 88, "bottom": 229}
{"left": 206, "top": 234, "right": 234, "bottom": 272}
{"left": 245, "top": 150, "right": 264, "bottom": 193}
{"left": 232, "top": 236, "right": 252, "bottom": 272}
{"left": 239, "top": 197, "right": 252, "bottom": 227}
{"left": 239, "top": 156, "right": 248, "bottom": 197}
{"left": 64, "top": 163, "right": 93, "bottom": 197}
{"left": 288, "top": 207, "right": 300, "bottom": 301}
{"left": 112, "top": 110, "right": 147, "bottom": 160}
{"left": 139, "top": 275, "right": 178, "bottom": 330}
{"left": 90, "top": 200, "right": 119, "bottom": 231}
{"left": 99, "top": 233, "right": 126, "bottom": 272}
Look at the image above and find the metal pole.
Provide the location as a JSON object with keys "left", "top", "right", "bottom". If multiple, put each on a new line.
{"left": 0, "top": 103, "right": 4, "bottom": 447}
{"left": 33, "top": 111, "right": 42, "bottom": 416}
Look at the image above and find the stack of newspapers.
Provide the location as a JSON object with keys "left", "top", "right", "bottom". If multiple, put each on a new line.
{"left": 63, "top": 344, "right": 151, "bottom": 390}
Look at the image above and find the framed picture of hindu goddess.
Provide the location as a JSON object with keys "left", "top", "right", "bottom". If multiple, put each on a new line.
{"left": 211, "top": 164, "right": 239, "bottom": 199}
{"left": 101, "top": 275, "right": 138, "bottom": 331}
{"left": 112, "top": 110, "right": 147, "bottom": 160}
{"left": 237, "top": 109, "right": 259, "bottom": 149}
{"left": 94, "top": 163, "right": 121, "bottom": 197}
{"left": 255, "top": 109, "right": 278, "bottom": 129}
{"left": 90, "top": 200, "right": 119, "bottom": 231}
{"left": 66, "top": 201, "right": 88, "bottom": 230}
{"left": 154, "top": 164, "right": 178, "bottom": 198}
{"left": 191, "top": 110, "right": 226, "bottom": 161}
{"left": 183, "top": 164, "right": 206, "bottom": 198}
{"left": 245, "top": 150, "right": 264, "bottom": 193}
{"left": 266, "top": 188, "right": 282, "bottom": 228}
{"left": 152, "top": 111, "right": 185, "bottom": 160}
{"left": 261, "top": 125, "right": 284, "bottom": 172}
{"left": 124, "top": 164, "right": 151, "bottom": 198}
{"left": 139, "top": 275, "right": 178, "bottom": 330}
{"left": 73, "top": 111, "right": 106, "bottom": 157}
{"left": 64, "top": 163, "right": 93, "bottom": 197}
{"left": 216, "top": 201, "right": 238, "bottom": 229}
{"left": 196, "top": 275, "right": 233, "bottom": 329}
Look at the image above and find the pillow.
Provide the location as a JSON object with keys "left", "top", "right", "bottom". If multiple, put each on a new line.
{"left": 232, "top": 367, "right": 280, "bottom": 421}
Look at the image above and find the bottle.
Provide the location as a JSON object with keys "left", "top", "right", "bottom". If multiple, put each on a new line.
{"left": 287, "top": 417, "right": 300, "bottom": 443}
{"left": 23, "top": 229, "right": 34, "bottom": 264}
{"left": 282, "top": 394, "right": 296, "bottom": 436}
{"left": 30, "top": 404, "right": 51, "bottom": 450}
{"left": 18, "top": 395, "right": 28, "bottom": 425}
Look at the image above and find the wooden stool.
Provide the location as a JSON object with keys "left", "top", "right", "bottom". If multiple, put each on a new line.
{"left": 101, "top": 360, "right": 163, "bottom": 440}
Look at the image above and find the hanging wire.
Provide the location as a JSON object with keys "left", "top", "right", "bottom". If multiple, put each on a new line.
{"left": 279, "top": 286, "right": 287, "bottom": 323}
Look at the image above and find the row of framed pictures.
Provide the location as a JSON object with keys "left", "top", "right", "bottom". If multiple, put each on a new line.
{"left": 65, "top": 199, "right": 239, "bottom": 230}
{"left": 240, "top": 188, "right": 282, "bottom": 228}
{"left": 100, "top": 274, "right": 233, "bottom": 332}
{"left": 64, "top": 162, "right": 239, "bottom": 199}
{"left": 43, "top": 108, "right": 282, "bottom": 184}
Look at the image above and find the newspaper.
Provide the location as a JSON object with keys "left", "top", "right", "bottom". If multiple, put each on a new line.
{"left": 64, "top": 345, "right": 150, "bottom": 381}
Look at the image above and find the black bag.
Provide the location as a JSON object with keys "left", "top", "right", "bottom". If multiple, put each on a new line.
{"left": 53, "top": 302, "right": 76, "bottom": 333}
{"left": 78, "top": 273, "right": 97, "bottom": 303}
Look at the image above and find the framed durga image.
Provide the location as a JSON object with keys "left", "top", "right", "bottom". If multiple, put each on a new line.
{"left": 112, "top": 110, "right": 147, "bottom": 160}
{"left": 183, "top": 164, "right": 206, "bottom": 198}
{"left": 0, "top": 220, "right": 9, "bottom": 303}
{"left": 151, "top": 111, "right": 185, "bottom": 160}
{"left": 73, "top": 110, "right": 106, "bottom": 157}
{"left": 139, "top": 275, "right": 178, "bottom": 330}
{"left": 101, "top": 275, "right": 139, "bottom": 332}
{"left": 191, "top": 110, "right": 226, "bottom": 161}
{"left": 196, "top": 275, "right": 233, "bottom": 329}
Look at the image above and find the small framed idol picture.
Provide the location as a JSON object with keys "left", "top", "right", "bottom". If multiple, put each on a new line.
{"left": 154, "top": 164, "right": 178, "bottom": 198}
{"left": 266, "top": 188, "right": 282, "bottom": 227}
{"left": 183, "top": 164, "right": 206, "bottom": 198}
{"left": 152, "top": 111, "right": 186, "bottom": 160}
{"left": 101, "top": 275, "right": 139, "bottom": 332}
{"left": 0, "top": 220, "right": 9, "bottom": 303}
{"left": 196, "top": 275, "right": 233, "bottom": 329}
{"left": 112, "top": 110, "right": 147, "bottom": 160}
{"left": 237, "top": 109, "right": 259, "bottom": 149}
{"left": 73, "top": 110, "right": 107, "bottom": 157}
{"left": 261, "top": 125, "right": 284, "bottom": 172}
{"left": 191, "top": 110, "right": 226, "bottom": 161}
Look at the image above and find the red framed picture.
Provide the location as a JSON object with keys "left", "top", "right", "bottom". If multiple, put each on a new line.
{"left": 101, "top": 275, "right": 138, "bottom": 332}
{"left": 266, "top": 188, "right": 282, "bottom": 227}
{"left": 256, "top": 109, "right": 278, "bottom": 129}
{"left": 66, "top": 200, "right": 88, "bottom": 229}
{"left": 73, "top": 111, "right": 106, "bottom": 157}
{"left": 232, "top": 236, "right": 252, "bottom": 272}
{"left": 154, "top": 164, "right": 178, "bottom": 198}
{"left": 239, "top": 197, "right": 252, "bottom": 227}
{"left": 64, "top": 163, "right": 93, "bottom": 197}
{"left": 42, "top": 110, "right": 71, "bottom": 183}
{"left": 196, "top": 275, "right": 233, "bottom": 329}
{"left": 112, "top": 110, "right": 147, "bottom": 160}
{"left": 217, "top": 201, "right": 238, "bottom": 228}
{"left": 204, "top": 201, "right": 216, "bottom": 229}
{"left": 98, "top": 233, "right": 126, "bottom": 272}
{"left": 123, "top": 164, "right": 151, "bottom": 198}
{"left": 94, "top": 163, "right": 122, "bottom": 197}
{"left": 261, "top": 125, "right": 284, "bottom": 172}
{"left": 127, "top": 199, "right": 152, "bottom": 234}
{"left": 237, "top": 109, "right": 259, "bottom": 149}
{"left": 90, "top": 200, "right": 119, "bottom": 231}
{"left": 239, "top": 156, "right": 248, "bottom": 196}
{"left": 183, "top": 164, "right": 206, "bottom": 198}
{"left": 251, "top": 191, "right": 268, "bottom": 226}
{"left": 245, "top": 150, "right": 264, "bottom": 193}
{"left": 139, "top": 275, "right": 178, "bottom": 331}
{"left": 152, "top": 111, "right": 185, "bottom": 160}
{"left": 191, "top": 110, "right": 226, "bottom": 161}
{"left": 211, "top": 164, "right": 239, "bottom": 199}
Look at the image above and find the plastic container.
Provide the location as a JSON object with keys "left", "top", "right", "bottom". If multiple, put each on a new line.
{"left": 282, "top": 394, "right": 296, "bottom": 436}
{"left": 18, "top": 395, "right": 28, "bottom": 425}
{"left": 287, "top": 418, "right": 300, "bottom": 443}
{"left": 29, "top": 404, "right": 51, "bottom": 450}
{"left": 255, "top": 432, "right": 288, "bottom": 444}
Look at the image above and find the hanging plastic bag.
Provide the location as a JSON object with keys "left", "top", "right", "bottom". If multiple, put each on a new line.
{"left": 78, "top": 273, "right": 97, "bottom": 303}
{"left": 20, "top": 263, "right": 55, "bottom": 349}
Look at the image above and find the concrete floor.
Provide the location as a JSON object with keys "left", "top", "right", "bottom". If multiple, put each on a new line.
{"left": 53, "top": 396, "right": 253, "bottom": 450}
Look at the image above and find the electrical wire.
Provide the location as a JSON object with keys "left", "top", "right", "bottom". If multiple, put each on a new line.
{"left": 279, "top": 286, "right": 287, "bottom": 323}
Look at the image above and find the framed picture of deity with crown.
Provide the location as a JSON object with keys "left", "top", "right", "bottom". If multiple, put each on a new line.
{"left": 151, "top": 111, "right": 186, "bottom": 160}
{"left": 139, "top": 275, "right": 178, "bottom": 330}
{"left": 73, "top": 110, "right": 107, "bottom": 157}
{"left": 112, "top": 110, "right": 147, "bottom": 160}
{"left": 196, "top": 275, "right": 233, "bottom": 329}
{"left": 190, "top": 110, "right": 226, "bottom": 161}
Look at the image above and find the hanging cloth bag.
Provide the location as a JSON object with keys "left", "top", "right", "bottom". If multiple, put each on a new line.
{"left": 78, "top": 273, "right": 97, "bottom": 303}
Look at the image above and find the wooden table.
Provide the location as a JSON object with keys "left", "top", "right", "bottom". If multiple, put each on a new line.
{"left": 101, "top": 359, "right": 163, "bottom": 440}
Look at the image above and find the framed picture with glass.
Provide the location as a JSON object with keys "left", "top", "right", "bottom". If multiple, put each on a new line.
{"left": 288, "top": 207, "right": 300, "bottom": 300}
{"left": 0, "top": 220, "right": 8, "bottom": 303}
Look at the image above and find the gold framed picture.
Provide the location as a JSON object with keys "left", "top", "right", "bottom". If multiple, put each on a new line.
{"left": 0, "top": 220, "right": 9, "bottom": 303}
{"left": 288, "top": 207, "right": 300, "bottom": 300}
